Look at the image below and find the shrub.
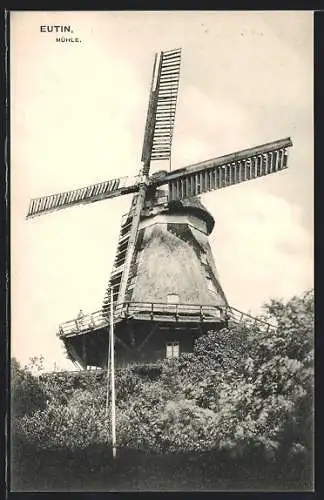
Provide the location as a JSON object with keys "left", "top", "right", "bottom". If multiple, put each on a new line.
{"left": 11, "top": 290, "right": 314, "bottom": 464}
{"left": 11, "top": 358, "right": 48, "bottom": 418}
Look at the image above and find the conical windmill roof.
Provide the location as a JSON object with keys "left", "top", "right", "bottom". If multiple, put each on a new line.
{"left": 167, "top": 196, "right": 215, "bottom": 234}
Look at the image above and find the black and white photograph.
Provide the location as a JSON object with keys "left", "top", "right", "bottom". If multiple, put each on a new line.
{"left": 10, "top": 10, "right": 314, "bottom": 491}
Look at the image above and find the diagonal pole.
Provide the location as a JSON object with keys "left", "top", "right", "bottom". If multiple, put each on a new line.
{"left": 105, "top": 332, "right": 111, "bottom": 417}
{"left": 109, "top": 287, "right": 117, "bottom": 459}
{"left": 116, "top": 185, "right": 146, "bottom": 306}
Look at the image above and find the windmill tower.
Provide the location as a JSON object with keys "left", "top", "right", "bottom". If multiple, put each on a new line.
{"left": 27, "top": 48, "right": 293, "bottom": 369}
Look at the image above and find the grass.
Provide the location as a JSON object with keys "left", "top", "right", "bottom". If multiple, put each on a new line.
{"left": 11, "top": 444, "right": 313, "bottom": 492}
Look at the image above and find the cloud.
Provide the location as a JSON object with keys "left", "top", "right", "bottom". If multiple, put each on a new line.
{"left": 174, "top": 85, "right": 254, "bottom": 166}
{"left": 203, "top": 184, "right": 313, "bottom": 314}
{"left": 10, "top": 11, "right": 313, "bottom": 370}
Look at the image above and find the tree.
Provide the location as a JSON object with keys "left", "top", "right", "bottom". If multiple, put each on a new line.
{"left": 11, "top": 290, "right": 314, "bottom": 462}
{"left": 11, "top": 357, "right": 48, "bottom": 418}
{"left": 175, "top": 289, "right": 314, "bottom": 458}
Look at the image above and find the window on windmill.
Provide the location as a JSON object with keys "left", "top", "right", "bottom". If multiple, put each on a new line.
{"left": 157, "top": 194, "right": 168, "bottom": 204}
{"left": 166, "top": 342, "right": 180, "bottom": 359}
{"left": 207, "top": 276, "right": 217, "bottom": 294}
{"left": 136, "top": 251, "right": 144, "bottom": 266}
{"left": 201, "top": 221, "right": 207, "bottom": 233}
{"left": 167, "top": 293, "right": 179, "bottom": 304}
{"left": 201, "top": 253, "right": 208, "bottom": 265}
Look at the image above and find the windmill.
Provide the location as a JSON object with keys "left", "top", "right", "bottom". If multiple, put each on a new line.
{"left": 27, "top": 48, "right": 293, "bottom": 370}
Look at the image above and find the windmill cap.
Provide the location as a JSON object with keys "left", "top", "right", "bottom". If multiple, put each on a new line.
{"left": 168, "top": 197, "right": 215, "bottom": 234}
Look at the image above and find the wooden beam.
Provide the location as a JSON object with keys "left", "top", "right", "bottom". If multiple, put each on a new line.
{"left": 114, "top": 334, "right": 132, "bottom": 352}
{"left": 126, "top": 320, "right": 136, "bottom": 347}
{"left": 65, "top": 340, "right": 86, "bottom": 370}
{"left": 82, "top": 335, "right": 87, "bottom": 369}
{"left": 136, "top": 323, "right": 159, "bottom": 352}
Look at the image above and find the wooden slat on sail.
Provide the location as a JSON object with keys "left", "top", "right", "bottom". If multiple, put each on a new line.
{"left": 26, "top": 176, "right": 140, "bottom": 219}
{"left": 141, "top": 49, "right": 182, "bottom": 171}
{"left": 163, "top": 137, "right": 293, "bottom": 201}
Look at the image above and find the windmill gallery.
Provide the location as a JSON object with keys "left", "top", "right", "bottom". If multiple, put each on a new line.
{"left": 27, "top": 48, "right": 293, "bottom": 370}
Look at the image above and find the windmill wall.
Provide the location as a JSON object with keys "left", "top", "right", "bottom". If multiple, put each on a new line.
{"left": 60, "top": 199, "right": 229, "bottom": 368}
{"left": 126, "top": 207, "right": 227, "bottom": 308}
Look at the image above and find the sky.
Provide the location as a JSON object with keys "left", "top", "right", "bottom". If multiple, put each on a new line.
{"left": 10, "top": 11, "right": 314, "bottom": 371}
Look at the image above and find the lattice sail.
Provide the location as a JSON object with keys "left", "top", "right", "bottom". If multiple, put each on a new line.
{"left": 162, "top": 137, "right": 293, "bottom": 201}
{"left": 141, "top": 48, "right": 181, "bottom": 168}
{"left": 26, "top": 176, "right": 140, "bottom": 219}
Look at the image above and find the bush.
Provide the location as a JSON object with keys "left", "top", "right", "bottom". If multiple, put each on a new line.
{"left": 11, "top": 358, "right": 48, "bottom": 418}
{"left": 11, "top": 290, "right": 314, "bottom": 466}
{"left": 16, "top": 399, "right": 110, "bottom": 450}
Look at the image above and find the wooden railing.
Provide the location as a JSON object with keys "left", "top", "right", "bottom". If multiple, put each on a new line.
{"left": 118, "top": 302, "right": 225, "bottom": 322}
{"left": 58, "top": 302, "right": 225, "bottom": 337}
{"left": 57, "top": 310, "right": 108, "bottom": 337}
{"left": 227, "top": 306, "right": 276, "bottom": 333}
{"left": 57, "top": 301, "right": 275, "bottom": 338}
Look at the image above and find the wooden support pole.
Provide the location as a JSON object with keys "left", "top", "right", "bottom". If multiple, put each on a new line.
{"left": 82, "top": 335, "right": 87, "bottom": 369}
{"left": 105, "top": 332, "right": 111, "bottom": 417}
{"left": 110, "top": 287, "right": 117, "bottom": 459}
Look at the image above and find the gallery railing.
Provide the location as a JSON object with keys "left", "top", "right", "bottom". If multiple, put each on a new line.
{"left": 57, "top": 301, "right": 275, "bottom": 338}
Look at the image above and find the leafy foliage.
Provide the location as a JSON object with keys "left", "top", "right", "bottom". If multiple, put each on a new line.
{"left": 11, "top": 357, "right": 48, "bottom": 418}
{"left": 11, "top": 290, "right": 314, "bottom": 468}
{"left": 16, "top": 398, "right": 110, "bottom": 450}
